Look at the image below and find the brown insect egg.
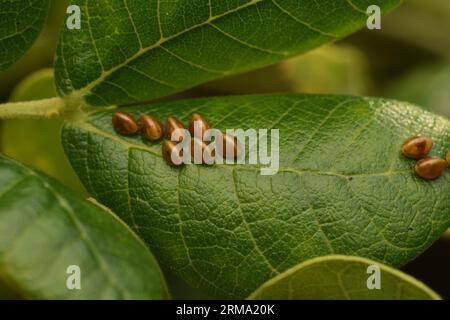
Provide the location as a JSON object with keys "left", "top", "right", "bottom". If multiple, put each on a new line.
{"left": 415, "top": 157, "right": 447, "bottom": 180}
{"left": 112, "top": 112, "right": 139, "bottom": 135}
{"left": 401, "top": 136, "right": 433, "bottom": 159}
{"left": 162, "top": 140, "right": 184, "bottom": 167}
{"left": 203, "top": 143, "right": 216, "bottom": 165}
{"left": 189, "top": 113, "right": 210, "bottom": 139}
{"left": 141, "top": 114, "right": 163, "bottom": 141}
{"left": 190, "top": 137, "right": 207, "bottom": 164}
{"left": 166, "top": 117, "right": 186, "bottom": 141}
{"left": 218, "top": 133, "right": 241, "bottom": 160}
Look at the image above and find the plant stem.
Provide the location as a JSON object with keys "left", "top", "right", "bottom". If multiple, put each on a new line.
{"left": 0, "top": 97, "right": 67, "bottom": 120}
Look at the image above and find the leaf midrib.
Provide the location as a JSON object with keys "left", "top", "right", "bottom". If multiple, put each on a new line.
{"left": 74, "top": 120, "right": 414, "bottom": 178}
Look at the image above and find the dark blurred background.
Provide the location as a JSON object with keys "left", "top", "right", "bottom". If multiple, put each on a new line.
{"left": 0, "top": 0, "right": 448, "bottom": 299}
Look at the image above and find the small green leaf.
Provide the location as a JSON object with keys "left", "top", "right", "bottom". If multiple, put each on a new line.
{"left": 247, "top": 255, "right": 440, "bottom": 300}
{"left": 55, "top": 0, "right": 401, "bottom": 106}
{"left": 0, "top": 155, "right": 167, "bottom": 299}
{"left": 0, "top": 0, "right": 50, "bottom": 71}
{"left": 62, "top": 94, "right": 450, "bottom": 299}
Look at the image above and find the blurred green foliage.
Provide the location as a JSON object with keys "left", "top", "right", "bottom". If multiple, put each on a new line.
{"left": 381, "top": 0, "right": 450, "bottom": 58}
{"left": 0, "top": 0, "right": 68, "bottom": 99}
{"left": 201, "top": 44, "right": 372, "bottom": 96}
{"left": 384, "top": 63, "right": 450, "bottom": 117}
{"left": 0, "top": 69, "right": 86, "bottom": 195}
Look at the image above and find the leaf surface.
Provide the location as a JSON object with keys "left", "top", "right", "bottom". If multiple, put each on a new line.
{"left": 0, "top": 155, "right": 167, "bottom": 299}
{"left": 62, "top": 94, "right": 450, "bottom": 298}
{"left": 55, "top": 0, "right": 401, "bottom": 106}
{"left": 248, "top": 255, "right": 440, "bottom": 300}
{"left": 0, "top": 0, "right": 49, "bottom": 71}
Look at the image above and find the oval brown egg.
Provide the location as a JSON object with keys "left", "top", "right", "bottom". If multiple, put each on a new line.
{"left": 141, "top": 114, "right": 163, "bottom": 141}
{"left": 162, "top": 140, "right": 184, "bottom": 167}
{"left": 112, "top": 112, "right": 139, "bottom": 135}
{"left": 217, "top": 133, "right": 241, "bottom": 160}
{"left": 190, "top": 137, "right": 207, "bottom": 164}
{"left": 401, "top": 136, "right": 433, "bottom": 159}
{"left": 165, "top": 117, "right": 186, "bottom": 141}
{"left": 415, "top": 157, "right": 447, "bottom": 180}
{"left": 189, "top": 113, "right": 210, "bottom": 139}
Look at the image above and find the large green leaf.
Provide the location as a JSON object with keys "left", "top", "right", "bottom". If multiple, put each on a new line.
{"left": 0, "top": 0, "right": 49, "bottom": 71}
{"left": 62, "top": 94, "right": 450, "bottom": 298}
{"left": 248, "top": 255, "right": 440, "bottom": 300}
{"left": 55, "top": 0, "right": 401, "bottom": 106}
{"left": 0, "top": 155, "right": 167, "bottom": 299}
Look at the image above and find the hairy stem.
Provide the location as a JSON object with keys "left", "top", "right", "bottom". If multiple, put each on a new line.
{"left": 0, "top": 97, "right": 67, "bottom": 120}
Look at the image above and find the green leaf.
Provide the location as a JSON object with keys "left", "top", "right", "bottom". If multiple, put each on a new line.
{"left": 0, "top": 155, "right": 167, "bottom": 299}
{"left": 0, "top": 0, "right": 68, "bottom": 97}
{"left": 55, "top": 0, "right": 401, "bottom": 106}
{"left": 0, "top": 0, "right": 50, "bottom": 71}
{"left": 61, "top": 94, "right": 450, "bottom": 299}
{"left": 247, "top": 255, "right": 440, "bottom": 300}
{"left": 1, "top": 68, "right": 87, "bottom": 195}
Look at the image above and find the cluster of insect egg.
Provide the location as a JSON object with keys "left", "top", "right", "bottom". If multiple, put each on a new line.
{"left": 163, "top": 114, "right": 240, "bottom": 167}
{"left": 112, "top": 112, "right": 239, "bottom": 167}
{"left": 401, "top": 136, "right": 449, "bottom": 180}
